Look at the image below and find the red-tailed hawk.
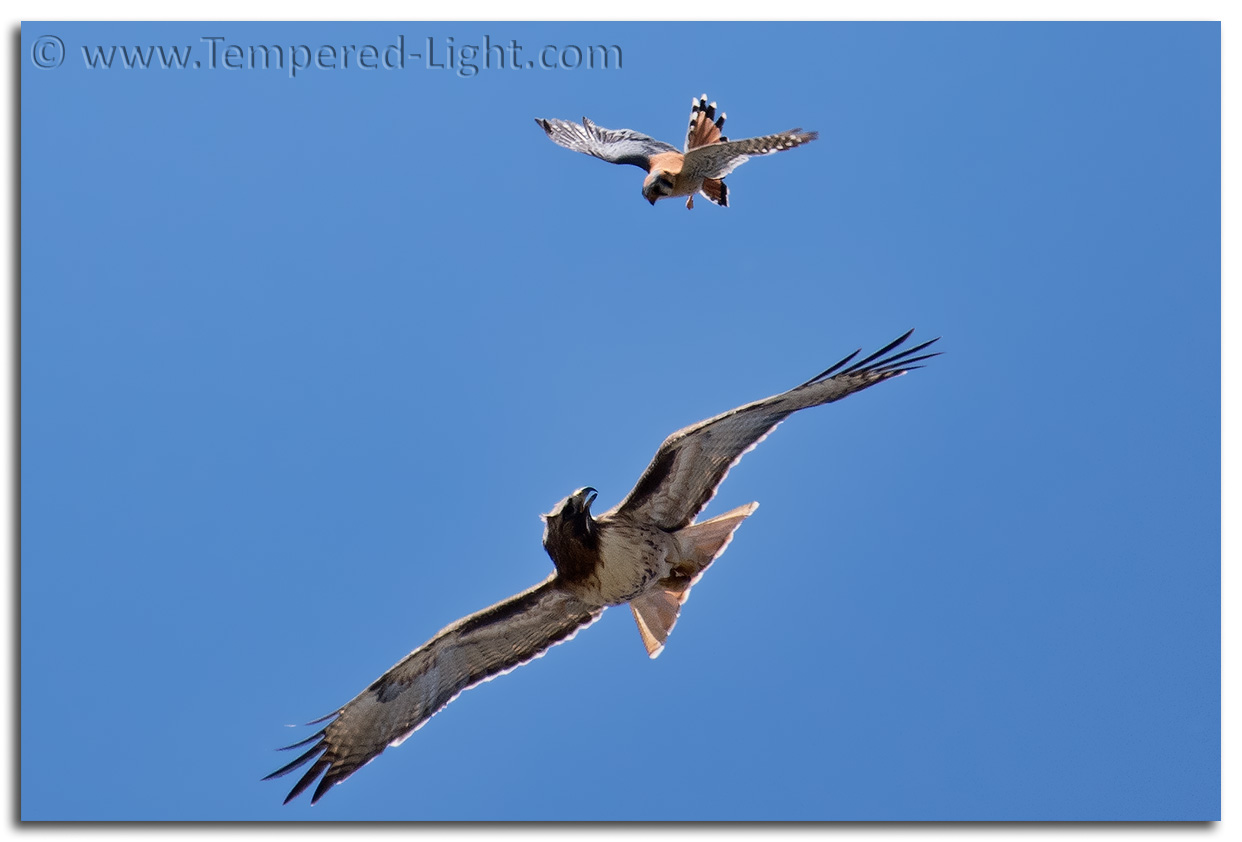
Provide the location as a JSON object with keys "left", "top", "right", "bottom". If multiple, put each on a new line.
{"left": 267, "top": 330, "right": 939, "bottom": 804}
{"left": 536, "top": 94, "right": 818, "bottom": 208}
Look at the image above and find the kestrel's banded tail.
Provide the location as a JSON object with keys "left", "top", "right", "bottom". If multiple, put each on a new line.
{"left": 684, "top": 95, "right": 729, "bottom": 208}
{"left": 685, "top": 94, "right": 728, "bottom": 150}
{"left": 535, "top": 93, "right": 818, "bottom": 208}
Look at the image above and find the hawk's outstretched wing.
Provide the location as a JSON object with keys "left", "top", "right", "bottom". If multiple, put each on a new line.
{"left": 611, "top": 330, "right": 939, "bottom": 531}
{"left": 265, "top": 576, "right": 602, "bottom": 804}
{"left": 536, "top": 117, "right": 679, "bottom": 171}
{"left": 682, "top": 129, "right": 819, "bottom": 181}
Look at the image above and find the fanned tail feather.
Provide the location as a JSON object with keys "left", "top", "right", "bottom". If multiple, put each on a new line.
{"left": 630, "top": 502, "right": 759, "bottom": 658}
{"left": 686, "top": 94, "right": 728, "bottom": 150}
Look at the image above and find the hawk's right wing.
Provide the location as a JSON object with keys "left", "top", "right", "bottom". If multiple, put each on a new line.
{"left": 266, "top": 576, "right": 602, "bottom": 805}
{"left": 610, "top": 330, "right": 939, "bottom": 532}
{"left": 536, "top": 117, "right": 679, "bottom": 171}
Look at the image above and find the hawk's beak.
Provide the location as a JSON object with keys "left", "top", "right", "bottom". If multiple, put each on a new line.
{"left": 646, "top": 194, "right": 658, "bottom": 206}
{"left": 576, "top": 487, "right": 598, "bottom": 511}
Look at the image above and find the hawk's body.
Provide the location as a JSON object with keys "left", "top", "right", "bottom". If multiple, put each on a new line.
{"left": 267, "top": 330, "right": 939, "bottom": 805}
{"left": 536, "top": 95, "right": 818, "bottom": 208}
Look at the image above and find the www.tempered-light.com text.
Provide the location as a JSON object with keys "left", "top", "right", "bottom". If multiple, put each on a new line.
{"left": 37, "top": 35, "right": 623, "bottom": 78}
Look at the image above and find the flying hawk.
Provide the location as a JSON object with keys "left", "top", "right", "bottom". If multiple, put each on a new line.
{"left": 536, "top": 94, "right": 818, "bottom": 208}
{"left": 267, "top": 330, "right": 939, "bottom": 804}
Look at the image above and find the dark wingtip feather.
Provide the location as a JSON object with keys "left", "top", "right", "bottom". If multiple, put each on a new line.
{"left": 875, "top": 336, "right": 940, "bottom": 365}
{"left": 876, "top": 351, "right": 942, "bottom": 372}
{"left": 801, "top": 331, "right": 940, "bottom": 388}
{"left": 799, "top": 348, "right": 861, "bottom": 388}
{"left": 311, "top": 772, "right": 338, "bottom": 805}
{"left": 264, "top": 743, "right": 327, "bottom": 781}
{"left": 303, "top": 710, "right": 340, "bottom": 726}
{"left": 277, "top": 728, "right": 328, "bottom": 752}
{"left": 845, "top": 332, "right": 942, "bottom": 376}
{"left": 285, "top": 756, "right": 332, "bottom": 805}
{"left": 841, "top": 329, "right": 916, "bottom": 375}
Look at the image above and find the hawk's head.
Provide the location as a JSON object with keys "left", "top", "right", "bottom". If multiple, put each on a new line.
{"left": 642, "top": 171, "right": 675, "bottom": 205}
{"left": 541, "top": 487, "right": 600, "bottom": 581}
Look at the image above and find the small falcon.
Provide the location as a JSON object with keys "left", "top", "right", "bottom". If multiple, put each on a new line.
{"left": 267, "top": 330, "right": 939, "bottom": 805}
{"left": 536, "top": 94, "right": 818, "bottom": 208}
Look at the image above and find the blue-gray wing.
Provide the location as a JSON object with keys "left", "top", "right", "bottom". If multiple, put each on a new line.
{"left": 536, "top": 117, "right": 679, "bottom": 171}
{"left": 266, "top": 576, "right": 602, "bottom": 805}
{"left": 611, "top": 331, "right": 940, "bottom": 531}
{"left": 681, "top": 129, "right": 819, "bottom": 181}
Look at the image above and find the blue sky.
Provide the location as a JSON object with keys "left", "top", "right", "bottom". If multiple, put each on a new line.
{"left": 21, "top": 22, "right": 1219, "bottom": 820}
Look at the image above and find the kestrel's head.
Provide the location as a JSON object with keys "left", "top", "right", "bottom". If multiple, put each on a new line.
{"left": 642, "top": 171, "right": 675, "bottom": 205}
{"left": 541, "top": 487, "right": 599, "bottom": 576}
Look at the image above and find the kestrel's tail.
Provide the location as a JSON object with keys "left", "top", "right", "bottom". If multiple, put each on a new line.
{"left": 685, "top": 97, "right": 728, "bottom": 210}
{"left": 629, "top": 502, "right": 759, "bottom": 658}
{"left": 686, "top": 94, "right": 728, "bottom": 150}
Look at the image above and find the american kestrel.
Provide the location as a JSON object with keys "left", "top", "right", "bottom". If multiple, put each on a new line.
{"left": 536, "top": 94, "right": 819, "bottom": 209}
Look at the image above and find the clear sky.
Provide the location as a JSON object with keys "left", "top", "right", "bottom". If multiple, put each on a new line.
{"left": 21, "top": 21, "right": 1219, "bottom": 820}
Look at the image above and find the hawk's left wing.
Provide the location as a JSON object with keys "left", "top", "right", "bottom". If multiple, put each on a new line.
{"left": 536, "top": 117, "right": 679, "bottom": 171}
{"left": 682, "top": 129, "right": 819, "bottom": 181}
{"left": 266, "top": 576, "right": 602, "bottom": 804}
{"left": 610, "top": 330, "right": 939, "bottom": 531}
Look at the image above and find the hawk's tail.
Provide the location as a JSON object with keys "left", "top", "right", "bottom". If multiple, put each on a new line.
{"left": 686, "top": 94, "right": 728, "bottom": 150}
{"left": 629, "top": 502, "right": 758, "bottom": 658}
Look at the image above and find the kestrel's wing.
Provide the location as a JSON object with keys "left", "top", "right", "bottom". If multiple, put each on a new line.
{"left": 681, "top": 129, "right": 819, "bottom": 181}
{"left": 266, "top": 576, "right": 602, "bottom": 805}
{"left": 536, "top": 117, "right": 679, "bottom": 171}
{"left": 610, "top": 331, "right": 939, "bottom": 531}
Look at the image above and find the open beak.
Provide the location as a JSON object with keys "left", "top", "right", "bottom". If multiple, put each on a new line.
{"left": 575, "top": 487, "right": 598, "bottom": 511}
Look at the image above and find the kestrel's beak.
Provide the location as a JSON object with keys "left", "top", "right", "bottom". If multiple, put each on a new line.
{"left": 646, "top": 193, "right": 658, "bottom": 206}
